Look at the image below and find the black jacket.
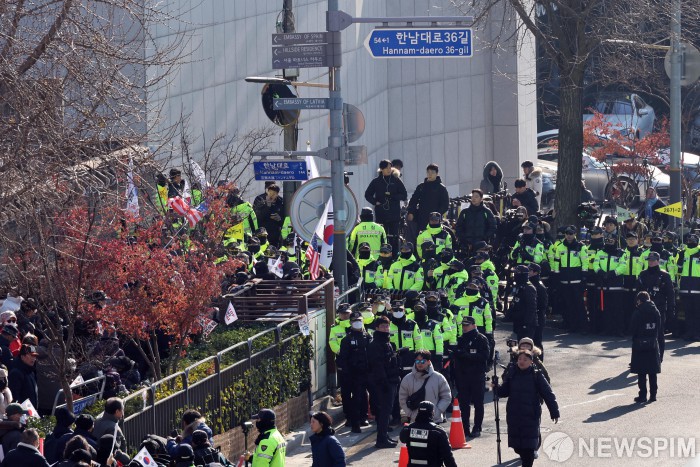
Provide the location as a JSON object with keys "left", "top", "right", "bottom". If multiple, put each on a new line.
{"left": 194, "top": 444, "right": 233, "bottom": 466}
{"left": 512, "top": 188, "right": 539, "bottom": 216}
{"left": 497, "top": 365, "right": 559, "bottom": 450}
{"left": 479, "top": 161, "right": 505, "bottom": 194}
{"left": 636, "top": 266, "right": 675, "bottom": 316}
{"left": 454, "top": 329, "right": 490, "bottom": 377}
{"left": 337, "top": 329, "right": 370, "bottom": 374}
{"left": 9, "top": 358, "right": 38, "bottom": 408}
{"left": 399, "top": 420, "right": 457, "bottom": 467}
{"left": 367, "top": 331, "right": 401, "bottom": 387}
{"left": 253, "top": 195, "right": 285, "bottom": 245}
{"left": 511, "top": 281, "right": 538, "bottom": 333}
{"left": 455, "top": 203, "right": 496, "bottom": 246}
{"left": 1, "top": 442, "right": 50, "bottom": 467}
{"left": 530, "top": 277, "right": 548, "bottom": 329}
{"left": 364, "top": 169, "right": 407, "bottom": 223}
{"left": 630, "top": 301, "right": 662, "bottom": 375}
{"left": 407, "top": 176, "right": 450, "bottom": 229}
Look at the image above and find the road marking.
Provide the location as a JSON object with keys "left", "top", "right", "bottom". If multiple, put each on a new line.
{"left": 560, "top": 393, "right": 625, "bottom": 409}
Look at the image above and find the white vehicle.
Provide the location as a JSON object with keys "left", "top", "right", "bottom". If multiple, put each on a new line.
{"left": 583, "top": 93, "right": 656, "bottom": 140}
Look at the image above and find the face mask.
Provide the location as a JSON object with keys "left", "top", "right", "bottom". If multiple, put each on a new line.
{"left": 423, "top": 250, "right": 436, "bottom": 260}
{"left": 429, "top": 222, "right": 440, "bottom": 229}
{"left": 449, "top": 268, "right": 459, "bottom": 274}
{"left": 248, "top": 245, "right": 261, "bottom": 254}
{"left": 590, "top": 238, "right": 604, "bottom": 247}
{"left": 400, "top": 252, "right": 413, "bottom": 259}
{"left": 688, "top": 242, "right": 699, "bottom": 249}
{"left": 392, "top": 311, "right": 405, "bottom": 319}
{"left": 522, "top": 233, "right": 534, "bottom": 242}
{"left": 465, "top": 288, "right": 478, "bottom": 296}
{"left": 351, "top": 321, "right": 363, "bottom": 330}
{"left": 359, "top": 251, "right": 371, "bottom": 259}
{"left": 440, "top": 254, "right": 452, "bottom": 263}
{"left": 663, "top": 241, "right": 673, "bottom": 249}
{"left": 380, "top": 256, "right": 393, "bottom": 266}
{"left": 376, "top": 304, "right": 386, "bottom": 312}
{"left": 426, "top": 300, "right": 439, "bottom": 309}
{"left": 515, "top": 272, "right": 529, "bottom": 284}
{"left": 536, "top": 233, "right": 545, "bottom": 241}
{"left": 651, "top": 243, "right": 662, "bottom": 252}
{"left": 258, "top": 236, "right": 268, "bottom": 243}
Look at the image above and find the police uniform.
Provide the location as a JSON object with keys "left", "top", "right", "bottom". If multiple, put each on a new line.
{"left": 386, "top": 244, "right": 425, "bottom": 291}
{"left": 553, "top": 227, "right": 586, "bottom": 332}
{"left": 615, "top": 233, "right": 645, "bottom": 329}
{"left": 416, "top": 212, "right": 453, "bottom": 258}
{"left": 594, "top": 239, "right": 626, "bottom": 335}
{"left": 453, "top": 316, "right": 490, "bottom": 437}
{"left": 348, "top": 208, "right": 388, "bottom": 258}
{"left": 677, "top": 237, "right": 700, "bottom": 340}
{"left": 399, "top": 401, "right": 458, "bottom": 467}
{"left": 337, "top": 314, "right": 371, "bottom": 431}
{"left": 251, "top": 409, "right": 286, "bottom": 467}
{"left": 510, "top": 265, "right": 538, "bottom": 341}
{"left": 636, "top": 252, "right": 674, "bottom": 360}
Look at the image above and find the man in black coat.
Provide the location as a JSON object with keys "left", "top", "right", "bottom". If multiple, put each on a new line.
{"left": 367, "top": 316, "right": 402, "bottom": 448}
{"left": 455, "top": 189, "right": 497, "bottom": 251}
{"left": 510, "top": 265, "right": 538, "bottom": 341}
{"left": 495, "top": 350, "right": 559, "bottom": 467}
{"left": 337, "top": 312, "right": 371, "bottom": 434}
{"left": 1, "top": 428, "right": 50, "bottom": 467}
{"left": 364, "top": 160, "right": 408, "bottom": 255}
{"left": 399, "top": 401, "right": 458, "bottom": 467}
{"left": 253, "top": 183, "right": 285, "bottom": 247}
{"left": 9, "top": 345, "right": 38, "bottom": 408}
{"left": 453, "top": 316, "right": 490, "bottom": 438}
{"left": 630, "top": 292, "right": 662, "bottom": 403}
{"left": 407, "top": 163, "right": 450, "bottom": 232}
{"left": 636, "top": 252, "right": 674, "bottom": 361}
{"left": 511, "top": 179, "right": 539, "bottom": 216}
{"left": 528, "top": 263, "right": 548, "bottom": 360}
{"left": 637, "top": 187, "right": 669, "bottom": 230}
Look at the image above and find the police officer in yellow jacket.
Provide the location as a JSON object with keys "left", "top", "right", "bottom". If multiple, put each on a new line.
{"left": 251, "top": 409, "right": 286, "bottom": 467}
{"left": 356, "top": 242, "right": 380, "bottom": 291}
{"left": 553, "top": 225, "right": 587, "bottom": 333}
{"left": 416, "top": 212, "right": 453, "bottom": 258}
{"left": 384, "top": 242, "right": 424, "bottom": 291}
{"left": 678, "top": 234, "right": 700, "bottom": 341}
{"left": 615, "top": 232, "right": 646, "bottom": 329}
{"left": 348, "top": 207, "right": 387, "bottom": 258}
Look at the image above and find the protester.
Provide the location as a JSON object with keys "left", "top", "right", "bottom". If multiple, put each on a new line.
{"left": 1, "top": 428, "right": 50, "bottom": 467}
{"left": 364, "top": 160, "right": 408, "bottom": 255}
{"left": 92, "top": 398, "right": 126, "bottom": 450}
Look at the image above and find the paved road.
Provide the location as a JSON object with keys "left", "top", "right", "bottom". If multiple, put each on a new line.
{"left": 285, "top": 323, "right": 700, "bottom": 466}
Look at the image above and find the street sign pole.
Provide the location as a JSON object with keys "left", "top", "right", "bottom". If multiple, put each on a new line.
{"left": 670, "top": 0, "right": 682, "bottom": 227}
{"left": 328, "top": 0, "right": 348, "bottom": 293}
{"left": 282, "top": 0, "right": 300, "bottom": 220}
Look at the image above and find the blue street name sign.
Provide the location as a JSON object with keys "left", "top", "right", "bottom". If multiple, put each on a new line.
{"left": 364, "top": 27, "right": 473, "bottom": 58}
{"left": 254, "top": 160, "right": 309, "bottom": 181}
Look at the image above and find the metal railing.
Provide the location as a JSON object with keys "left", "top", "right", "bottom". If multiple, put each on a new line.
{"left": 52, "top": 375, "right": 107, "bottom": 416}
{"left": 119, "top": 279, "right": 334, "bottom": 448}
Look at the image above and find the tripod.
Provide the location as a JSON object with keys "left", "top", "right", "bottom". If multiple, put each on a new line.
{"left": 492, "top": 350, "right": 502, "bottom": 464}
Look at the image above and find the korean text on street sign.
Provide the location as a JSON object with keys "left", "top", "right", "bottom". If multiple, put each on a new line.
{"left": 254, "top": 161, "right": 309, "bottom": 181}
{"left": 272, "top": 44, "right": 331, "bottom": 69}
{"left": 364, "top": 28, "right": 473, "bottom": 58}
{"left": 272, "top": 32, "right": 329, "bottom": 46}
{"left": 273, "top": 98, "right": 330, "bottom": 110}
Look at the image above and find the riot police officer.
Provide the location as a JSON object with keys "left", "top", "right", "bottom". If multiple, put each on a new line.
{"left": 328, "top": 304, "right": 352, "bottom": 423}
{"left": 528, "top": 263, "right": 548, "bottom": 359}
{"left": 385, "top": 242, "right": 425, "bottom": 292}
{"left": 510, "top": 265, "right": 538, "bottom": 341}
{"left": 677, "top": 234, "right": 700, "bottom": 341}
{"left": 552, "top": 225, "right": 586, "bottom": 333}
{"left": 337, "top": 312, "right": 371, "bottom": 433}
{"left": 356, "top": 242, "right": 380, "bottom": 291}
{"left": 637, "top": 252, "right": 674, "bottom": 361}
{"left": 399, "top": 401, "right": 458, "bottom": 467}
{"left": 453, "top": 316, "right": 490, "bottom": 438}
{"left": 510, "top": 223, "right": 545, "bottom": 265}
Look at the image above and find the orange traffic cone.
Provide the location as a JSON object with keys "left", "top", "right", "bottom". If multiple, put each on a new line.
{"left": 398, "top": 439, "right": 409, "bottom": 467}
{"left": 449, "top": 398, "right": 471, "bottom": 449}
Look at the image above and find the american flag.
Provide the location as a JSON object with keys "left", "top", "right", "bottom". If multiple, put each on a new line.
{"left": 168, "top": 196, "right": 207, "bottom": 227}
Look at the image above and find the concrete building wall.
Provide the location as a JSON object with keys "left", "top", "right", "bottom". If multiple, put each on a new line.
{"left": 146, "top": 0, "right": 536, "bottom": 205}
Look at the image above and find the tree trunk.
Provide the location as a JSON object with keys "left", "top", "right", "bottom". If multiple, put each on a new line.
{"left": 554, "top": 78, "right": 585, "bottom": 230}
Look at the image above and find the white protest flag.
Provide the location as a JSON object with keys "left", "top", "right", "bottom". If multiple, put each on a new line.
{"left": 190, "top": 160, "right": 209, "bottom": 188}
{"left": 133, "top": 446, "right": 157, "bottom": 466}
{"left": 125, "top": 158, "right": 140, "bottom": 217}
{"left": 616, "top": 205, "right": 632, "bottom": 220}
{"left": 319, "top": 197, "right": 334, "bottom": 270}
{"left": 20, "top": 399, "right": 40, "bottom": 419}
{"left": 303, "top": 140, "right": 320, "bottom": 183}
{"left": 70, "top": 374, "right": 85, "bottom": 387}
{"left": 224, "top": 301, "right": 238, "bottom": 325}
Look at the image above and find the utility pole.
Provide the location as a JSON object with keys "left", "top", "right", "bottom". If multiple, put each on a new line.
{"left": 669, "top": 0, "right": 682, "bottom": 224}
{"left": 328, "top": 0, "right": 348, "bottom": 292}
{"left": 282, "top": 0, "right": 300, "bottom": 218}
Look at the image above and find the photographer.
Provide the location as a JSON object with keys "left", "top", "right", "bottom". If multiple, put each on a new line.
{"left": 398, "top": 350, "right": 452, "bottom": 424}
{"left": 494, "top": 349, "right": 559, "bottom": 467}
{"left": 503, "top": 338, "right": 550, "bottom": 385}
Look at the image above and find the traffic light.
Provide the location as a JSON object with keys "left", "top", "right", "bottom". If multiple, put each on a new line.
{"left": 261, "top": 83, "right": 300, "bottom": 127}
